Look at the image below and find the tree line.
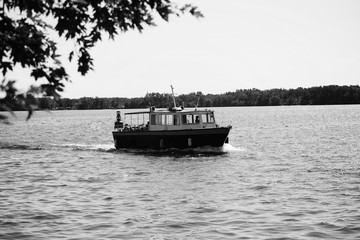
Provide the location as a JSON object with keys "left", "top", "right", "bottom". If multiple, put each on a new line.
{"left": 4, "top": 85, "right": 360, "bottom": 111}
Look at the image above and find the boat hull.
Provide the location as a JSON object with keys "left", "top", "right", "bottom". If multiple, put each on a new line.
{"left": 112, "top": 127, "right": 231, "bottom": 150}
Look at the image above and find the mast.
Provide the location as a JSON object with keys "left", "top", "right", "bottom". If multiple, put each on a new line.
{"left": 170, "top": 85, "right": 177, "bottom": 108}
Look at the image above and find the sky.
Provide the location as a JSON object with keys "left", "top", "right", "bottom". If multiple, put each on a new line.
{"left": 9, "top": 0, "right": 360, "bottom": 98}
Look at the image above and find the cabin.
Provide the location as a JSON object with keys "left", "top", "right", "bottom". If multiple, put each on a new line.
{"left": 114, "top": 107, "right": 218, "bottom": 132}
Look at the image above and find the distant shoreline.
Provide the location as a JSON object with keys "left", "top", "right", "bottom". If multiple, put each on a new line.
{"left": 4, "top": 85, "right": 360, "bottom": 111}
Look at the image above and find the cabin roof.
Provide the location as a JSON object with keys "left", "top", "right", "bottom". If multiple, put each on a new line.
{"left": 125, "top": 111, "right": 150, "bottom": 115}
{"left": 124, "top": 108, "right": 213, "bottom": 115}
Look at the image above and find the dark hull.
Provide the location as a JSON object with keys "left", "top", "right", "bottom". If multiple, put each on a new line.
{"left": 112, "top": 127, "right": 231, "bottom": 149}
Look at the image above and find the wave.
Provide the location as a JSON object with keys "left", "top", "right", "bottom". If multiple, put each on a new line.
{"left": 222, "top": 143, "right": 246, "bottom": 152}
{"left": 0, "top": 142, "right": 44, "bottom": 151}
{"left": 0, "top": 141, "right": 243, "bottom": 155}
{"left": 115, "top": 143, "right": 245, "bottom": 157}
{"left": 60, "top": 143, "right": 116, "bottom": 153}
{"left": 0, "top": 141, "right": 115, "bottom": 153}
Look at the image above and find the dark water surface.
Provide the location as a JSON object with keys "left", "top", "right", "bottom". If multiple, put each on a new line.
{"left": 1, "top": 106, "right": 359, "bottom": 239}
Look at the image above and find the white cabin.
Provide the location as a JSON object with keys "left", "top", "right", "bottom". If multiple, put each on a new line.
{"left": 114, "top": 107, "right": 218, "bottom": 132}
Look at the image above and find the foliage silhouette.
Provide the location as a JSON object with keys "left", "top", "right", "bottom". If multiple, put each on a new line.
{"left": 0, "top": 0, "right": 202, "bottom": 123}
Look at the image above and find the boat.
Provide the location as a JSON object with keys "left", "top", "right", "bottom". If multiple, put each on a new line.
{"left": 112, "top": 86, "right": 232, "bottom": 150}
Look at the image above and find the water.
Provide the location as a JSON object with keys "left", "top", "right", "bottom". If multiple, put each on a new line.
{"left": 1, "top": 106, "right": 359, "bottom": 239}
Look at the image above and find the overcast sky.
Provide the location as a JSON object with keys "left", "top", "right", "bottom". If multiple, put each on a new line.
{"left": 10, "top": 0, "right": 360, "bottom": 98}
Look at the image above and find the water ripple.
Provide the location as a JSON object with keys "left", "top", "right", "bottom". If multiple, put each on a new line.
{"left": 1, "top": 107, "right": 360, "bottom": 239}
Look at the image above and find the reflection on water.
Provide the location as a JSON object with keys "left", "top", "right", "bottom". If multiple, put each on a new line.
{"left": 1, "top": 106, "right": 360, "bottom": 239}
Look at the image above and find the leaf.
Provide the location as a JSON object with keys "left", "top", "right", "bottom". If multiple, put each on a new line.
{"left": 77, "top": 49, "right": 93, "bottom": 75}
{"left": 0, "top": 62, "right": 13, "bottom": 76}
{"left": 31, "top": 68, "right": 48, "bottom": 80}
{"left": 69, "top": 51, "right": 74, "bottom": 62}
{"left": 26, "top": 108, "right": 34, "bottom": 121}
{"left": 190, "top": 7, "right": 204, "bottom": 18}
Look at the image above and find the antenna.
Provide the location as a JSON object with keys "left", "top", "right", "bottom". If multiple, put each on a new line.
{"left": 170, "top": 85, "right": 176, "bottom": 108}
{"left": 195, "top": 92, "right": 201, "bottom": 110}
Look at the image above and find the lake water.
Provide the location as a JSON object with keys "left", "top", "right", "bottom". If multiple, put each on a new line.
{"left": 1, "top": 105, "right": 360, "bottom": 239}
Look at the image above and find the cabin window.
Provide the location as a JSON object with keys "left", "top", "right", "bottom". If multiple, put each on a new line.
{"left": 151, "top": 114, "right": 174, "bottom": 125}
{"left": 150, "top": 114, "right": 165, "bottom": 125}
{"left": 159, "top": 115, "right": 166, "bottom": 125}
{"left": 173, "top": 115, "right": 180, "bottom": 125}
{"left": 201, "top": 112, "right": 215, "bottom": 123}
{"left": 182, "top": 114, "right": 193, "bottom": 124}
{"left": 182, "top": 115, "right": 187, "bottom": 124}
{"left": 150, "top": 114, "right": 156, "bottom": 125}
{"left": 161, "top": 114, "right": 180, "bottom": 125}
{"left": 166, "top": 115, "right": 173, "bottom": 125}
{"left": 182, "top": 114, "right": 200, "bottom": 124}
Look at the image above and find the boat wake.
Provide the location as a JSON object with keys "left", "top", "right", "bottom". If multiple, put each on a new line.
{"left": 0, "top": 141, "right": 243, "bottom": 155}
{"left": 61, "top": 143, "right": 116, "bottom": 153}
{"left": 0, "top": 142, "right": 44, "bottom": 151}
{"left": 222, "top": 143, "right": 246, "bottom": 152}
{"left": 114, "top": 143, "right": 244, "bottom": 157}
{"left": 179, "top": 143, "right": 244, "bottom": 153}
{"left": 0, "top": 141, "right": 116, "bottom": 153}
